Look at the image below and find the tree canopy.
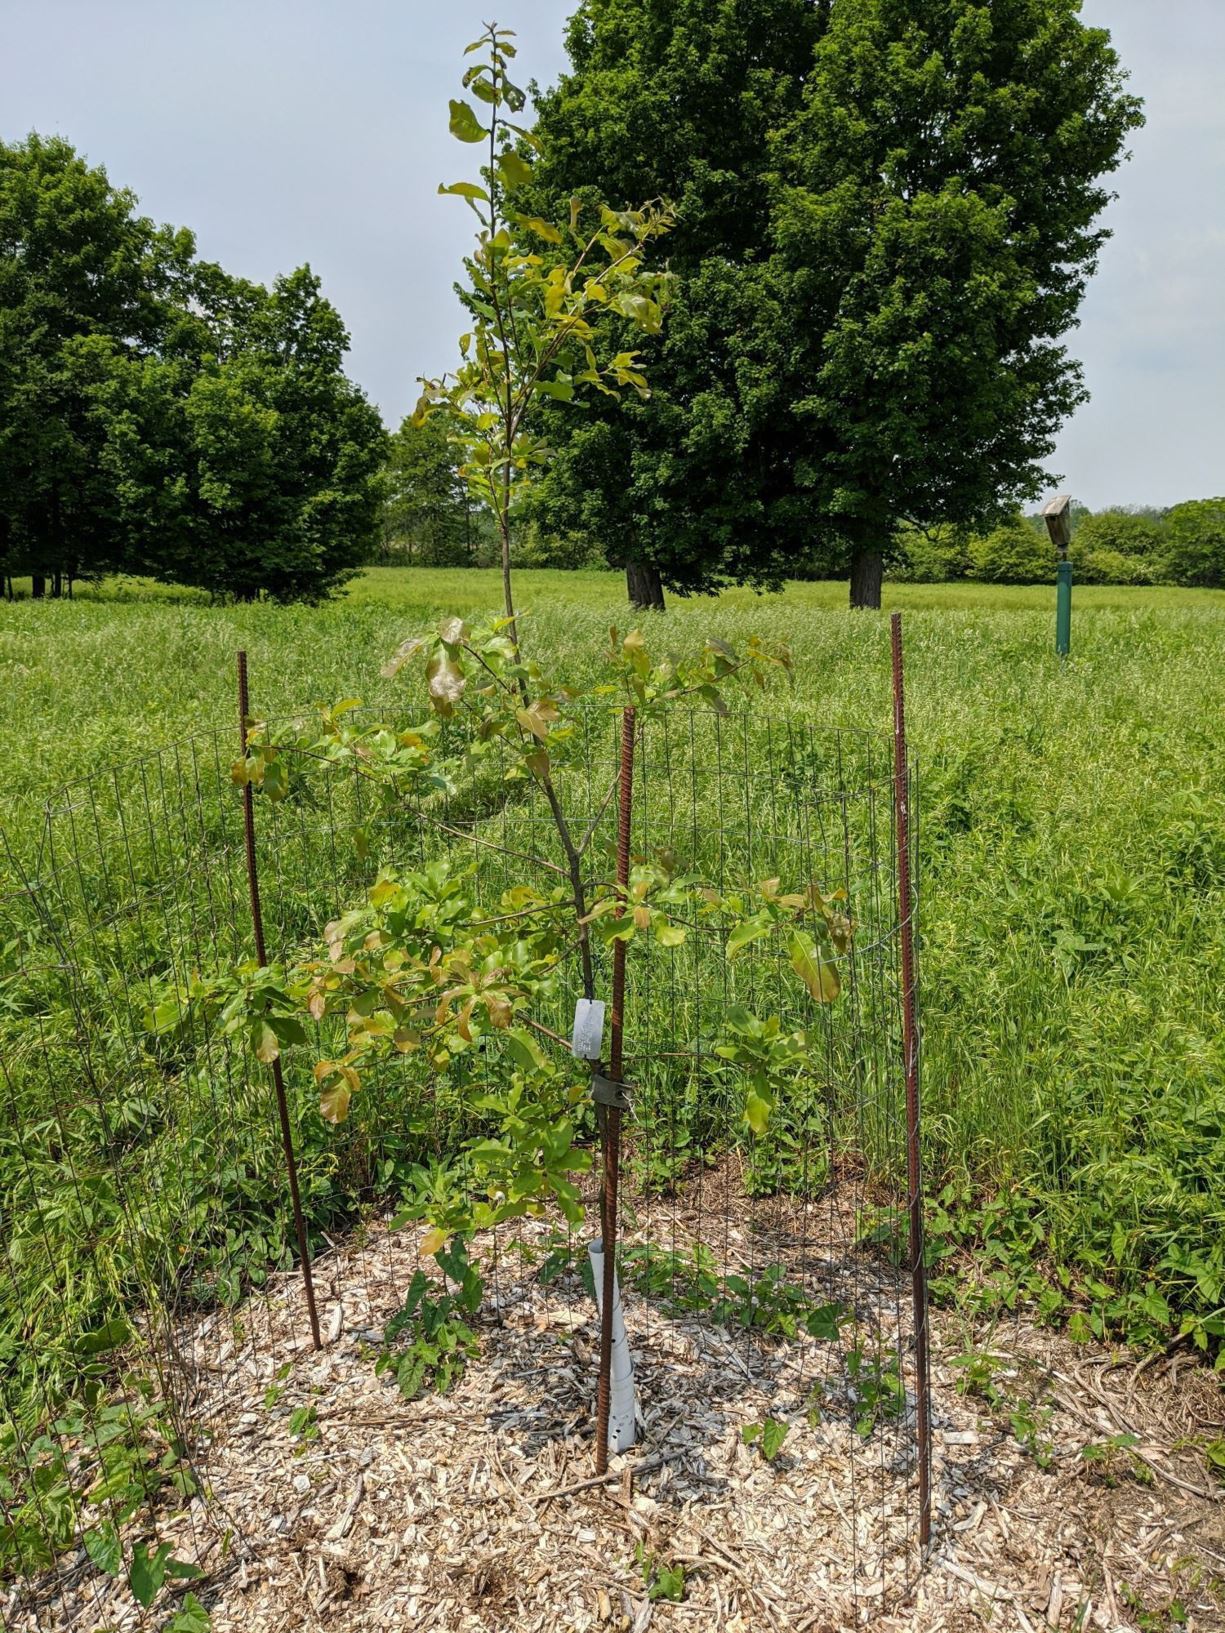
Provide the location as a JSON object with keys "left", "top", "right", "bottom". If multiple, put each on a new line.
{"left": 0, "top": 134, "right": 385, "bottom": 601}
{"left": 526, "top": 0, "right": 1143, "bottom": 607}
{"left": 1161, "top": 499, "right": 1225, "bottom": 589}
{"left": 380, "top": 415, "right": 474, "bottom": 566}
{"left": 526, "top": 0, "right": 824, "bottom": 607}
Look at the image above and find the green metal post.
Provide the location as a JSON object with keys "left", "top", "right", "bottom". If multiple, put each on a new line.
{"left": 1055, "top": 559, "right": 1072, "bottom": 657}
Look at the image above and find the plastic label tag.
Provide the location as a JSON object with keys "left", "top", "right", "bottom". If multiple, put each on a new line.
{"left": 571, "top": 998, "right": 605, "bottom": 1060}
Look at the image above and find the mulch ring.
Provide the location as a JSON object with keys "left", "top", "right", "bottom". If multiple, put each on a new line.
{"left": 10, "top": 1184, "right": 1225, "bottom": 1632}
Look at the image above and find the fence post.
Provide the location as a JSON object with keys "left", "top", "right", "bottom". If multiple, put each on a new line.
{"left": 595, "top": 705, "right": 635, "bottom": 1474}
{"left": 889, "top": 613, "right": 932, "bottom": 1548}
{"left": 237, "top": 651, "right": 322, "bottom": 1352}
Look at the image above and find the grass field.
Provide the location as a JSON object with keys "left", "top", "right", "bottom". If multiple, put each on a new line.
{"left": 4, "top": 565, "right": 1225, "bottom": 1363}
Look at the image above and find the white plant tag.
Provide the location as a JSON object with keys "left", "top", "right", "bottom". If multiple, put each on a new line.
{"left": 571, "top": 998, "right": 605, "bottom": 1060}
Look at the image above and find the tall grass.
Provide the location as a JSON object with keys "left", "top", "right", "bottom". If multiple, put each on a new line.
{"left": 4, "top": 570, "right": 1225, "bottom": 1354}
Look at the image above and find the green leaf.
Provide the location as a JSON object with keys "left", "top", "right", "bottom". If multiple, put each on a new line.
{"left": 655, "top": 921, "right": 686, "bottom": 948}
{"left": 167, "top": 1592, "right": 212, "bottom": 1633}
{"left": 148, "top": 995, "right": 183, "bottom": 1033}
{"left": 269, "top": 1015, "right": 307, "bottom": 1050}
{"left": 84, "top": 1524, "right": 122, "bottom": 1576}
{"left": 536, "top": 374, "right": 575, "bottom": 403}
{"left": 497, "top": 151, "right": 533, "bottom": 189}
{"left": 611, "top": 292, "right": 662, "bottom": 333}
{"left": 804, "top": 1302, "right": 844, "bottom": 1342}
{"left": 448, "top": 99, "right": 487, "bottom": 142}
{"left": 726, "top": 914, "right": 770, "bottom": 959}
{"left": 504, "top": 1028, "right": 546, "bottom": 1072}
{"left": 166, "top": 1557, "right": 205, "bottom": 1581}
{"left": 789, "top": 931, "right": 840, "bottom": 1003}
{"left": 745, "top": 1086, "right": 772, "bottom": 1136}
{"left": 439, "top": 181, "right": 490, "bottom": 202}
{"left": 129, "top": 1542, "right": 172, "bottom": 1608}
{"left": 76, "top": 1316, "right": 132, "bottom": 1356}
{"left": 760, "top": 1417, "right": 789, "bottom": 1460}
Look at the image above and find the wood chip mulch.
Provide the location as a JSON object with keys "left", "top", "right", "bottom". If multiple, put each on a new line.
{"left": 9, "top": 1184, "right": 1225, "bottom": 1633}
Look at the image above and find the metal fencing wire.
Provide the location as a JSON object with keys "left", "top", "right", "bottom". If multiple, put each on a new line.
{"left": 0, "top": 675, "right": 930, "bottom": 1627}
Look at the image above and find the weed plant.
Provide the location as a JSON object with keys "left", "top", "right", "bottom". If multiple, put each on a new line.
{"left": 3, "top": 570, "right": 1225, "bottom": 1584}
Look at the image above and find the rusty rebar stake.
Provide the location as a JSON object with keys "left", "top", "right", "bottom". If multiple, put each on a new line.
{"left": 890, "top": 613, "right": 931, "bottom": 1548}
{"left": 237, "top": 651, "right": 322, "bottom": 1352}
{"left": 595, "top": 705, "right": 635, "bottom": 1474}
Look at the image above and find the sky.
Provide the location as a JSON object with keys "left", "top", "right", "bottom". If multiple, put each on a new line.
{"left": 2, "top": 0, "right": 1221, "bottom": 511}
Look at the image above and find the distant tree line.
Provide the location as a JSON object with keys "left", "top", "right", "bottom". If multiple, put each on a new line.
{"left": 0, "top": 0, "right": 1162, "bottom": 612}
{"left": 0, "top": 134, "right": 386, "bottom": 603}
{"left": 378, "top": 416, "right": 1225, "bottom": 590}
{"left": 892, "top": 500, "right": 1225, "bottom": 587}
{"left": 374, "top": 416, "right": 604, "bottom": 572}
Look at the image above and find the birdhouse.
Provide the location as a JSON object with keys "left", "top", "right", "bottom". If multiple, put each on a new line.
{"left": 1042, "top": 493, "right": 1073, "bottom": 557}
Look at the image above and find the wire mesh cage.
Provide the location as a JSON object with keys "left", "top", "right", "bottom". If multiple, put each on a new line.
{"left": 0, "top": 651, "right": 930, "bottom": 1629}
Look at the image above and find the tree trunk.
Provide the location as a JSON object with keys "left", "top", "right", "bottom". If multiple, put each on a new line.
{"left": 626, "top": 559, "right": 665, "bottom": 611}
{"left": 52, "top": 571, "right": 63, "bottom": 599}
{"left": 31, "top": 575, "right": 46, "bottom": 600}
{"left": 849, "top": 548, "right": 883, "bottom": 610}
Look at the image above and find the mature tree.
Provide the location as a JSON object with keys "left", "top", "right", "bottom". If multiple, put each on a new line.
{"left": 0, "top": 135, "right": 385, "bottom": 602}
{"left": 529, "top": 0, "right": 1142, "bottom": 608}
{"left": 890, "top": 521, "right": 971, "bottom": 582}
{"left": 0, "top": 133, "right": 194, "bottom": 593}
{"left": 93, "top": 266, "right": 387, "bottom": 600}
{"left": 526, "top": 0, "right": 826, "bottom": 608}
{"left": 769, "top": 0, "right": 1144, "bottom": 606}
{"left": 380, "top": 415, "right": 473, "bottom": 565}
{"left": 1160, "top": 499, "right": 1225, "bottom": 589}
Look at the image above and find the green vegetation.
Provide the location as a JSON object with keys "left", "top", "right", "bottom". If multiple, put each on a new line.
{"left": 3, "top": 567, "right": 1224, "bottom": 1370}
{"left": 4, "top": 563, "right": 1225, "bottom": 1602}
{"left": 379, "top": 415, "right": 483, "bottom": 567}
{"left": 0, "top": 133, "right": 385, "bottom": 604}
{"left": 527, "top": 0, "right": 1142, "bottom": 607}
{"left": 415, "top": 20, "right": 673, "bottom": 635}
{"left": 891, "top": 500, "right": 1225, "bottom": 588}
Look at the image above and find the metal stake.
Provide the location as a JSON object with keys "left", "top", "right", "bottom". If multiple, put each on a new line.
{"left": 889, "top": 614, "right": 932, "bottom": 1548}
{"left": 237, "top": 651, "right": 322, "bottom": 1351}
{"left": 595, "top": 705, "right": 635, "bottom": 1474}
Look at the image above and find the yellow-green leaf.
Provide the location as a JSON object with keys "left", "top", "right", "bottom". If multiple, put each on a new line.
{"left": 789, "top": 930, "right": 840, "bottom": 1003}
{"left": 746, "top": 1087, "right": 772, "bottom": 1135}
{"left": 498, "top": 151, "right": 533, "bottom": 188}
{"left": 726, "top": 914, "right": 770, "bottom": 959}
{"left": 448, "top": 99, "right": 487, "bottom": 142}
{"left": 517, "top": 215, "right": 563, "bottom": 245}
{"left": 252, "top": 1019, "right": 279, "bottom": 1064}
{"left": 439, "top": 180, "right": 490, "bottom": 202}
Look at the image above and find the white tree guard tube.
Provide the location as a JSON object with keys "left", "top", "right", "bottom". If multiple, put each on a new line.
{"left": 588, "top": 1239, "right": 637, "bottom": 1453}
